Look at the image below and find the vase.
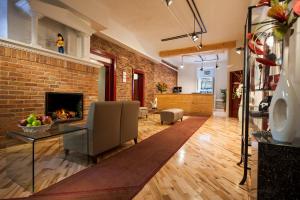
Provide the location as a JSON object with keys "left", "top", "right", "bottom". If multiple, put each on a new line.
{"left": 269, "top": 30, "right": 300, "bottom": 143}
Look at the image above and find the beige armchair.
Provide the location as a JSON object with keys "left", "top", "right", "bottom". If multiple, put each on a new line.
{"left": 63, "top": 101, "right": 139, "bottom": 163}
{"left": 120, "top": 101, "right": 139, "bottom": 144}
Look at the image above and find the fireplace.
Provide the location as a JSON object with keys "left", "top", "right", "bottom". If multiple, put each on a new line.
{"left": 45, "top": 92, "right": 83, "bottom": 122}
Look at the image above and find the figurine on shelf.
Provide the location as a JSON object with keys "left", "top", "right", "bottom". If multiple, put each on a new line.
{"left": 56, "top": 33, "right": 65, "bottom": 54}
{"left": 259, "top": 96, "right": 272, "bottom": 112}
{"left": 263, "top": 45, "right": 276, "bottom": 90}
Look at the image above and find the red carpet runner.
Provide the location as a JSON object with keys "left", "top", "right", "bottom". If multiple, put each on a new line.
{"left": 22, "top": 117, "right": 208, "bottom": 200}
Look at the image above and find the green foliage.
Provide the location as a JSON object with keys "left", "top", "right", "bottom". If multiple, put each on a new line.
{"left": 156, "top": 82, "right": 168, "bottom": 93}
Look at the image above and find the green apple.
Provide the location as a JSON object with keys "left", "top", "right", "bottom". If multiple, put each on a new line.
{"left": 32, "top": 120, "right": 41, "bottom": 127}
{"left": 27, "top": 115, "right": 36, "bottom": 124}
{"left": 26, "top": 124, "right": 32, "bottom": 127}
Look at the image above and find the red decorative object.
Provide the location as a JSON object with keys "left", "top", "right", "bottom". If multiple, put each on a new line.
{"left": 294, "top": 0, "right": 300, "bottom": 16}
{"left": 256, "top": 0, "right": 270, "bottom": 7}
{"left": 256, "top": 58, "right": 277, "bottom": 66}
{"left": 247, "top": 33, "right": 263, "bottom": 45}
{"left": 268, "top": 4, "right": 288, "bottom": 23}
{"left": 248, "top": 41, "right": 265, "bottom": 55}
{"left": 269, "top": 74, "right": 280, "bottom": 90}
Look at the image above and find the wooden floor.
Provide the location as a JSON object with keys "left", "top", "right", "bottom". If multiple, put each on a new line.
{"left": 0, "top": 115, "right": 250, "bottom": 199}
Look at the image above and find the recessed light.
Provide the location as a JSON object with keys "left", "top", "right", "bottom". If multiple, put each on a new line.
{"left": 236, "top": 47, "right": 244, "bottom": 54}
{"left": 165, "top": 0, "right": 173, "bottom": 6}
{"left": 192, "top": 34, "right": 199, "bottom": 42}
{"left": 180, "top": 65, "right": 184, "bottom": 69}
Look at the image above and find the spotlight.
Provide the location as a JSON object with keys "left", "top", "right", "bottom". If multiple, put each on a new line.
{"left": 236, "top": 47, "right": 244, "bottom": 55}
{"left": 165, "top": 0, "right": 173, "bottom": 6}
{"left": 197, "top": 43, "right": 203, "bottom": 49}
{"left": 180, "top": 56, "right": 184, "bottom": 69}
{"left": 192, "top": 33, "right": 199, "bottom": 42}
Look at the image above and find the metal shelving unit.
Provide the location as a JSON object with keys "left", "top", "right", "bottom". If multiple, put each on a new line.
{"left": 237, "top": 5, "right": 283, "bottom": 185}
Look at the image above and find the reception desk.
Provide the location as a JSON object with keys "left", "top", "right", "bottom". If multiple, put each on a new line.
{"left": 156, "top": 93, "right": 213, "bottom": 116}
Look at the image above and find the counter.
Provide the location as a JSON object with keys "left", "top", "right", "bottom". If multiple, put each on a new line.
{"left": 251, "top": 131, "right": 300, "bottom": 199}
{"left": 155, "top": 93, "right": 213, "bottom": 116}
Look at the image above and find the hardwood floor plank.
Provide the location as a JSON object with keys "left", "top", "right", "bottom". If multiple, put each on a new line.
{"left": 0, "top": 115, "right": 250, "bottom": 199}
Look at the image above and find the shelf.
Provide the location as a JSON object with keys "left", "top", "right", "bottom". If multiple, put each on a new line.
{"left": 253, "top": 89, "right": 275, "bottom": 92}
{"left": 249, "top": 111, "right": 269, "bottom": 118}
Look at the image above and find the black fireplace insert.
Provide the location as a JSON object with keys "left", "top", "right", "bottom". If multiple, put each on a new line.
{"left": 45, "top": 92, "right": 83, "bottom": 122}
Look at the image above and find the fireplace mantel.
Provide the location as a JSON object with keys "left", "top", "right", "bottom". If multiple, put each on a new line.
{"left": 0, "top": 38, "right": 103, "bottom": 69}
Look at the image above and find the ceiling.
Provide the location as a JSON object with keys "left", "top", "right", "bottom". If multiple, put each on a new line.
{"left": 164, "top": 51, "right": 228, "bottom": 67}
{"left": 58, "top": 0, "right": 251, "bottom": 61}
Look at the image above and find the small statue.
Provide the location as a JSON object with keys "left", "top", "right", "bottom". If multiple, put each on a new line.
{"left": 150, "top": 98, "right": 158, "bottom": 109}
{"left": 56, "top": 33, "right": 64, "bottom": 54}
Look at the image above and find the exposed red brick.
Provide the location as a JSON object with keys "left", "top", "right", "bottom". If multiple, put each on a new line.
{"left": 0, "top": 45, "right": 99, "bottom": 136}
{"left": 90, "top": 35, "right": 177, "bottom": 107}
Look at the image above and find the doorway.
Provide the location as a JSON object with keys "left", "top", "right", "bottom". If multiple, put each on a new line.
{"left": 132, "top": 69, "right": 145, "bottom": 106}
{"left": 229, "top": 70, "right": 243, "bottom": 118}
{"left": 90, "top": 49, "right": 116, "bottom": 101}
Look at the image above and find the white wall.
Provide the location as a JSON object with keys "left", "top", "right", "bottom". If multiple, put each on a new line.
{"left": 214, "top": 61, "right": 228, "bottom": 99}
{"left": 98, "top": 67, "right": 106, "bottom": 101}
{"left": 38, "top": 17, "right": 80, "bottom": 57}
{"left": 178, "top": 63, "right": 199, "bottom": 94}
{"left": 0, "top": 0, "right": 8, "bottom": 38}
{"left": 178, "top": 61, "right": 227, "bottom": 98}
{"left": 7, "top": 0, "right": 31, "bottom": 43}
{"left": 1, "top": 0, "right": 85, "bottom": 58}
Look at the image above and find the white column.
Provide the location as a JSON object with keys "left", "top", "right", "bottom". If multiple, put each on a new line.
{"left": 81, "top": 33, "right": 91, "bottom": 60}
{"left": 30, "top": 12, "right": 41, "bottom": 46}
{"left": 76, "top": 35, "right": 82, "bottom": 57}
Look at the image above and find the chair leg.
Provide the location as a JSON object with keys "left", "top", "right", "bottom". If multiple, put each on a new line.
{"left": 161, "top": 121, "right": 163, "bottom": 125}
{"left": 134, "top": 138, "right": 138, "bottom": 144}
{"left": 64, "top": 149, "right": 69, "bottom": 156}
{"left": 181, "top": 118, "right": 183, "bottom": 122}
{"left": 90, "top": 156, "right": 98, "bottom": 164}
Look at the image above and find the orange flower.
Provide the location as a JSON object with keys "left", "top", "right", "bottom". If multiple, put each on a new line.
{"left": 294, "top": 0, "right": 300, "bottom": 16}
{"left": 268, "top": 4, "right": 288, "bottom": 23}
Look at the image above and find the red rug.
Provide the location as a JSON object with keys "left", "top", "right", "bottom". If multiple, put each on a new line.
{"left": 18, "top": 117, "right": 208, "bottom": 200}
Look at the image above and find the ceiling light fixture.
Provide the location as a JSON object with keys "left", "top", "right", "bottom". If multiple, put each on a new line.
{"left": 197, "top": 33, "right": 203, "bottom": 49}
{"left": 191, "top": 16, "right": 199, "bottom": 42}
{"left": 192, "top": 34, "right": 199, "bottom": 42}
{"left": 180, "top": 56, "right": 184, "bottom": 69}
{"left": 165, "top": 0, "right": 173, "bottom": 6}
{"left": 236, "top": 47, "right": 244, "bottom": 55}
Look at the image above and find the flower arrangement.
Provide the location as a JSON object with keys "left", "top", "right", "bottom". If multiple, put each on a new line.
{"left": 233, "top": 84, "right": 243, "bottom": 99}
{"left": 255, "top": 0, "right": 300, "bottom": 40}
{"left": 156, "top": 82, "right": 168, "bottom": 93}
{"left": 247, "top": 0, "right": 300, "bottom": 68}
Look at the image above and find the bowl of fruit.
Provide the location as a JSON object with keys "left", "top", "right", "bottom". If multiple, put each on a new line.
{"left": 18, "top": 114, "right": 53, "bottom": 133}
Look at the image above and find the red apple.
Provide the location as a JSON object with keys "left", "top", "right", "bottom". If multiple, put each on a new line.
{"left": 19, "top": 119, "right": 28, "bottom": 126}
{"left": 42, "top": 116, "right": 53, "bottom": 125}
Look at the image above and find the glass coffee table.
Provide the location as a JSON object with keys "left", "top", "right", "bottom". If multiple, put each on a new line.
{"left": 6, "top": 124, "right": 89, "bottom": 192}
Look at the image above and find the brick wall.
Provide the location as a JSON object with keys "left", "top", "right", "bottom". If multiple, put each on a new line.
{"left": 91, "top": 35, "right": 178, "bottom": 107}
{"left": 0, "top": 36, "right": 177, "bottom": 136}
{"left": 0, "top": 45, "right": 99, "bottom": 136}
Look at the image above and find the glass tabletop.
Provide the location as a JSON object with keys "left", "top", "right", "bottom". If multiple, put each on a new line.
{"left": 7, "top": 124, "right": 87, "bottom": 142}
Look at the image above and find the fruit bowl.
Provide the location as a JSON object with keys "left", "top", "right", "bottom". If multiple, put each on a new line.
{"left": 18, "top": 123, "right": 53, "bottom": 133}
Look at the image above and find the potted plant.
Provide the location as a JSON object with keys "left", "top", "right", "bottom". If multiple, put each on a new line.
{"left": 156, "top": 82, "right": 168, "bottom": 94}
